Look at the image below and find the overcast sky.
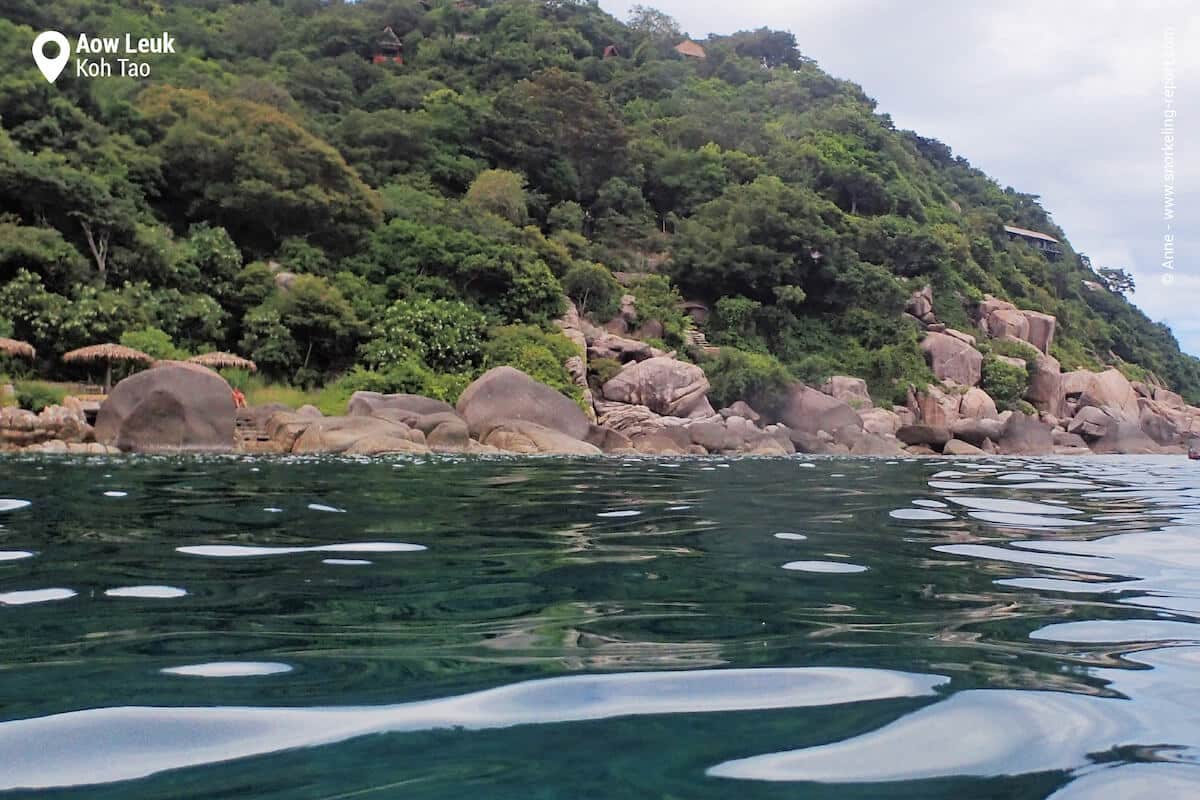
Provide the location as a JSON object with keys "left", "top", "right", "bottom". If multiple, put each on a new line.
{"left": 601, "top": 0, "right": 1199, "bottom": 356}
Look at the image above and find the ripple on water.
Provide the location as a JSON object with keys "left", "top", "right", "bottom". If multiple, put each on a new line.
{"left": 104, "top": 586, "right": 188, "bottom": 599}
{"left": 162, "top": 662, "right": 293, "bottom": 678}
{"left": 890, "top": 508, "right": 954, "bottom": 521}
{"left": 782, "top": 561, "right": 868, "bottom": 574}
{"left": 0, "top": 588, "right": 76, "bottom": 606}
{"left": 322, "top": 559, "right": 372, "bottom": 566}
{"left": 0, "top": 551, "right": 34, "bottom": 562}
{"left": 774, "top": 533, "right": 807, "bottom": 541}
{"left": 306, "top": 503, "right": 346, "bottom": 513}
{"left": 0, "top": 500, "right": 31, "bottom": 512}
{"left": 0, "top": 667, "right": 946, "bottom": 791}
{"left": 596, "top": 510, "right": 641, "bottom": 518}
{"left": 102, "top": 491, "right": 127, "bottom": 498}
{"left": 177, "top": 542, "right": 426, "bottom": 558}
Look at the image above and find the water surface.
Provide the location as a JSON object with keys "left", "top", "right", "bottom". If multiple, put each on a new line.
{"left": 0, "top": 454, "right": 1198, "bottom": 797}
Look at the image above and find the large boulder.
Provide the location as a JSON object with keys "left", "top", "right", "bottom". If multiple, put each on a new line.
{"left": 984, "top": 308, "right": 1030, "bottom": 342}
{"left": 959, "top": 387, "right": 998, "bottom": 419}
{"left": 1063, "top": 369, "right": 1140, "bottom": 421}
{"left": 95, "top": 364, "right": 235, "bottom": 453}
{"left": 1025, "top": 353, "right": 1063, "bottom": 415}
{"left": 483, "top": 420, "right": 601, "bottom": 456}
{"left": 1153, "top": 387, "right": 1185, "bottom": 409}
{"left": 458, "top": 367, "right": 591, "bottom": 441}
{"left": 897, "top": 424, "right": 951, "bottom": 448}
{"left": 1091, "top": 422, "right": 1162, "bottom": 455}
{"left": 921, "top": 332, "right": 982, "bottom": 387}
{"left": 951, "top": 417, "right": 1005, "bottom": 447}
{"left": 995, "top": 413, "right": 1054, "bottom": 455}
{"left": 906, "top": 285, "right": 935, "bottom": 323}
{"left": 1021, "top": 311, "right": 1057, "bottom": 353}
{"left": 944, "top": 439, "right": 986, "bottom": 456}
{"left": 913, "top": 384, "right": 961, "bottom": 427}
{"left": 1068, "top": 406, "right": 1117, "bottom": 441}
{"left": 859, "top": 407, "right": 903, "bottom": 437}
{"left": 292, "top": 416, "right": 426, "bottom": 455}
{"left": 347, "top": 392, "right": 454, "bottom": 418}
{"left": 777, "top": 384, "right": 863, "bottom": 435}
{"left": 819, "top": 376, "right": 873, "bottom": 409}
{"left": 1138, "top": 399, "right": 1182, "bottom": 446}
{"left": 587, "top": 332, "right": 653, "bottom": 364}
{"left": 601, "top": 357, "right": 714, "bottom": 419}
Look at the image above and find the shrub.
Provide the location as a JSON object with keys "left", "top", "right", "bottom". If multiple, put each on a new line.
{"left": 16, "top": 381, "right": 66, "bottom": 413}
{"left": 361, "top": 297, "right": 486, "bottom": 373}
{"left": 562, "top": 262, "right": 620, "bottom": 320}
{"left": 589, "top": 357, "right": 623, "bottom": 389}
{"left": 628, "top": 274, "right": 691, "bottom": 348}
{"left": 703, "top": 348, "right": 793, "bottom": 415}
{"left": 988, "top": 337, "right": 1040, "bottom": 363}
{"left": 981, "top": 355, "right": 1029, "bottom": 411}
{"left": 483, "top": 324, "right": 583, "bottom": 406}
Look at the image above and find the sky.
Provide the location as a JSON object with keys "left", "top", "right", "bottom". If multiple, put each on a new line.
{"left": 600, "top": 0, "right": 1200, "bottom": 356}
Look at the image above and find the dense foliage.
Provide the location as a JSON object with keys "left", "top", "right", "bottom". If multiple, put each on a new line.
{"left": 1, "top": 1, "right": 1196, "bottom": 403}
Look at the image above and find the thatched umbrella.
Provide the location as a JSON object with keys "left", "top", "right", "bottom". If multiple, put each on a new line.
{"left": 0, "top": 337, "right": 36, "bottom": 361}
{"left": 188, "top": 352, "right": 258, "bottom": 373}
{"left": 62, "top": 344, "right": 153, "bottom": 393}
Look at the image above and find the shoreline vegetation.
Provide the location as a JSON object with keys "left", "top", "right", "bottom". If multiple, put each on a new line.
{"left": 1, "top": 1, "right": 1198, "bottom": 458}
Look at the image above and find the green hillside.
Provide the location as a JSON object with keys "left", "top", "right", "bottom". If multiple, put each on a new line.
{"left": 2, "top": 0, "right": 1197, "bottom": 406}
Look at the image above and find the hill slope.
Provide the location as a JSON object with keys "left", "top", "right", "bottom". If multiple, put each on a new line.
{"left": 1, "top": 0, "right": 1197, "bottom": 407}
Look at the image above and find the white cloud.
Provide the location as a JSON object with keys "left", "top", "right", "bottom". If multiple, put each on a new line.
{"left": 600, "top": 0, "right": 1200, "bottom": 354}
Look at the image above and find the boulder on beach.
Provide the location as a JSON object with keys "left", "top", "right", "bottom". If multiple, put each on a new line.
{"left": 995, "top": 413, "right": 1054, "bottom": 455}
{"left": 95, "top": 364, "right": 235, "bottom": 453}
{"left": 483, "top": 420, "right": 602, "bottom": 456}
{"left": 457, "top": 367, "right": 592, "bottom": 441}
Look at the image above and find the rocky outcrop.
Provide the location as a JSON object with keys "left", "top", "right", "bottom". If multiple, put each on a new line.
{"left": 1021, "top": 311, "right": 1057, "bottom": 353}
{"left": 897, "top": 424, "right": 951, "bottom": 449}
{"left": 292, "top": 416, "right": 427, "bottom": 455}
{"left": 906, "top": 285, "right": 935, "bottom": 324}
{"left": 0, "top": 403, "right": 92, "bottom": 449}
{"left": 1025, "top": 353, "right": 1063, "bottom": 415}
{"left": 347, "top": 392, "right": 455, "bottom": 418}
{"left": 1064, "top": 368, "right": 1140, "bottom": 421}
{"left": 601, "top": 357, "right": 715, "bottom": 419}
{"left": 944, "top": 438, "right": 986, "bottom": 456}
{"left": 95, "top": 364, "right": 234, "bottom": 453}
{"left": 778, "top": 384, "right": 862, "bottom": 436}
{"left": 458, "top": 366, "right": 592, "bottom": 441}
{"left": 921, "top": 332, "right": 982, "bottom": 387}
{"left": 820, "top": 376, "right": 873, "bottom": 409}
{"left": 587, "top": 332, "right": 654, "bottom": 364}
{"left": 959, "top": 387, "right": 998, "bottom": 419}
{"left": 482, "top": 420, "right": 602, "bottom": 456}
{"left": 995, "top": 413, "right": 1054, "bottom": 455}
{"left": 859, "top": 407, "right": 903, "bottom": 437}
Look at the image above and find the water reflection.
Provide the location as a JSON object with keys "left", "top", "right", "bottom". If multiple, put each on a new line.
{"left": 0, "top": 454, "right": 1197, "bottom": 798}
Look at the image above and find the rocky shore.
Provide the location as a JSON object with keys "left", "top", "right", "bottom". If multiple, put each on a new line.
{"left": 2, "top": 291, "right": 1197, "bottom": 459}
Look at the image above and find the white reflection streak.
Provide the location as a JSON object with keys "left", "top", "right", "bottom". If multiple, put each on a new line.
{"left": 0, "top": 667, "right": 945, "bottom": 790}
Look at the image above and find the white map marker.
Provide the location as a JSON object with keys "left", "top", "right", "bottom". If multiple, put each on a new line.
{"left": 32, "top": 31, "right": 70, "bottom": 84}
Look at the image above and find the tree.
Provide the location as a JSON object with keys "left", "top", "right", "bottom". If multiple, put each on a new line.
{"left": 464, "top": 170, "right": 528, "bottom": 226}
{"left": 361, "top": 297, "right": 486, "bottom": 373}
{"left": 562, "top": 262, "right": 620, "bottom": 319}
{"left": 486, "top": 69, "right": 629, "bottom": 203}
{"left": 139, "top": 87, "right": 382, "bottom": 256}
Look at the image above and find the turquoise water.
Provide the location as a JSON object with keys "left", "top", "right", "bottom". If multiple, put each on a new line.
{"left": 0, "top": 454, "right": 1198, "bottom": 798}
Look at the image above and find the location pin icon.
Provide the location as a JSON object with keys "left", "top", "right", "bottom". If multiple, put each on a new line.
{"left": 32, "top": 31, "right": 70, "bottom": 84}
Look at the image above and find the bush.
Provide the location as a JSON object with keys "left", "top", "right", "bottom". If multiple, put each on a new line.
{"left": 589, "top": 357, "right": 623, "bottom": 389}
{"left": 16, "top": 381, "right": 66, "bottom": 413}
{"left": 562, "top": 262, "right": 620, "bottom": 320}
{"left": 703, "top": 348, "right": 793, "bottom": 415}
{"left": 361, "top": 297, "right": 486, "bottom": 373}
{"left": 981, "top": 355, "right": 1029, "bottom": 411}
{"left": 987, "top": 337, "right": 1040, "bottom": 363}
{"left": 628, "top": 274, "right": 691, "bottom": 348}
{"left": 483, "top": 324, "right": 583, "bottom": 406}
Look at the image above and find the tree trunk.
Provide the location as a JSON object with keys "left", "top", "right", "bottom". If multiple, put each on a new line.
{"left": 81, "top": 223, "right": 110, "bottom": 287}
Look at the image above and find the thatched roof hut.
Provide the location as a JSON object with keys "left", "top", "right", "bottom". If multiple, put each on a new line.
{"left": 0, "top": 337, "right": 35, "bottom": 360}
{"left": 62, "top": 344, "right": 153, "bottom": 392}
{"left": 189, "top": 352, "right": 257, "bottom": 372}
